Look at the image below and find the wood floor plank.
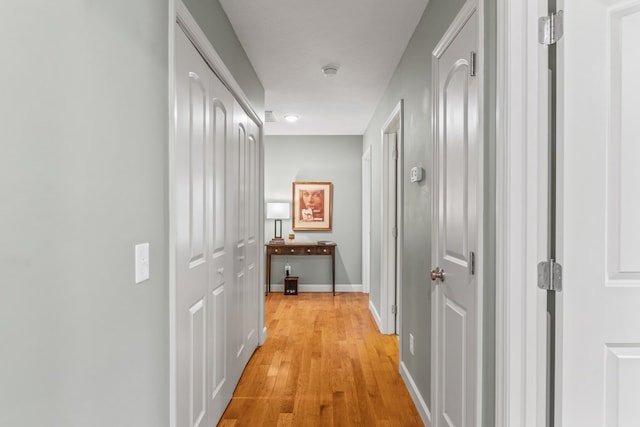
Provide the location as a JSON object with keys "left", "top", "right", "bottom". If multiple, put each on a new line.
{"left": 218, "top": 293, "right": 423, "bottom": 426}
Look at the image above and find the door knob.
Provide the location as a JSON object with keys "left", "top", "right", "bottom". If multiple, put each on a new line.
{"left": 430, "top": 267, "right": 445, "bottom": 282}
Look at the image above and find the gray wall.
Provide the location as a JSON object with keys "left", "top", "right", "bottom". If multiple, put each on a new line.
{"left": 264, "top": 136, "right": 362, "bottom": 287}
{"left": 363, "top": 0, "right": 495, "bottom": 422}
{"left": 0, "top": 1, "right": 169, "bottom": 426}
{"left": 183, "top": 0, "right": 265, "bottom": 116}
{"left": 0, "top": 2, "right": 263, "bottom": 426}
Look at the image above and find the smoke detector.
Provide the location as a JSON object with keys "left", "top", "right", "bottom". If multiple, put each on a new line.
{"left": 321, "top": 65, "right": 339, "bottom": 77}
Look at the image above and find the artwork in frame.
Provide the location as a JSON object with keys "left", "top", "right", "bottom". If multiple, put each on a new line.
{"left": 292, "top": 182, "right": 333, "bottom": 231}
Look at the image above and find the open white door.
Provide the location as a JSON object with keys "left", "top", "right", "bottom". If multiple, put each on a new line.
{"left": 431, "top": 1, "right": 482, "bottom": 426}
{"left": 555, "top": 1, "right": 640, "bottom": 425}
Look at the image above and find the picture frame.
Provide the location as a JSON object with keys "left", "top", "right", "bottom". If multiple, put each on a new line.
{"left": 292, "top": 182, "right": 333, "bottom": 230}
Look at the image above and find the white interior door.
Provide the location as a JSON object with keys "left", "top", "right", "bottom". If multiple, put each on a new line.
{"left": 207, "top": 48, "right": 235, "bottom": 421}
{"left": 175, "top": 28, "right": 216, "bottom": 427}
{"left": 431, "top": 2, "right": 480, "bottom": 426}
{"left": 243, "top": 114, "right": 260, "bottom": 364}
{"left": 230, "top": 100, "right": 259, "bottom": 380}
{"left": 556, "top": 1, "right": 640, "bottom": 425}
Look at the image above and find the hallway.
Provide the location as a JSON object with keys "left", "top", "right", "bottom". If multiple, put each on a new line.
{"left": 218, "top": 293, "right": 423, "bottom": 426}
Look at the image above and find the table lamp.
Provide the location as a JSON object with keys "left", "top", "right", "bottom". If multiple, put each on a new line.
{"left": 266, "top": 202, "right": 290, "bottom": 241}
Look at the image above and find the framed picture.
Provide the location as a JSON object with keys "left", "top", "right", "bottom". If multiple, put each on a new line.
{"left": 292, "top": 182, "right": 333, "bottom": 230}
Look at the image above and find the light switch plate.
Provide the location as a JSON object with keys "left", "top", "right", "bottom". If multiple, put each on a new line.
{"left": 135, "top": 243, "right": 150, "bottom": 284}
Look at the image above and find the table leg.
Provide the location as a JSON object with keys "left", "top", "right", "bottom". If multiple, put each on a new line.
{"left": 266, "top": 252, "right": 271, "bottom": 294}
{"left": 332, "top": 251, "right": 335, "bottom": 296}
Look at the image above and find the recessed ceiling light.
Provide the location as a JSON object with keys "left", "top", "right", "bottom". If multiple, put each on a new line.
{"left": 322, "top": 65, "right": 339, "bottom": 77}
{"left": 284, "top": 114, "right": 299, "bottom": 123}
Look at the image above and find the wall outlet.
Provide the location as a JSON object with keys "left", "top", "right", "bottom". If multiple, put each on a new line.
{"left": 409, "top": 333, "right": 415, "bottom": 355}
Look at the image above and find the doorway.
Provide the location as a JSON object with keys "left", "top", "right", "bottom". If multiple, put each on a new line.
{"left": 362, "top": 145, "right": 372, "bottom": 295}
{"left": 381, "top": 100, "right": 403, "bottom": 335}
{"left": 496, "top": 0, "right": 640, "bottom": 424}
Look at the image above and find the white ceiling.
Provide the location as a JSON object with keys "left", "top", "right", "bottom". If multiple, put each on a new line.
{"left": 219, "top": 0, "right": 429, "bottom": 135}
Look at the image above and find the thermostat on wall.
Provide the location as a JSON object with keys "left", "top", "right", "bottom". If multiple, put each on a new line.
{"left": 410, "top": 166, "right": 424, "bottom": 183}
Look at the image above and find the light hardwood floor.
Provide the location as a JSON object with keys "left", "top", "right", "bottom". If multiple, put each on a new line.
{"left": 218, "top": 292, "right": 423, "bottom": 426}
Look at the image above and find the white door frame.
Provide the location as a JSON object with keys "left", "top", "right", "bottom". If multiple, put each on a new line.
{"left": 495, "top": 0, "right": 548, "bottom": 425}
{"left": 168, "top": 2, "right": 265, "bottom": 426}
{"left": 379, "top": 101, "right": 403, "bottom": 335}
{"left": 362, "top": 145, "right": 372, "bottom": 294}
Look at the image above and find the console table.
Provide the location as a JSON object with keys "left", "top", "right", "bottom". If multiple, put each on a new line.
{"left": 265, "top": 242, "right": 337, "bottom": 295}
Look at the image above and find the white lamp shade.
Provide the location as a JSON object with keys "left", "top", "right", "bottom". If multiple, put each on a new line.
{"left": 266, "top": 202, "right": 290, "bottom": 219}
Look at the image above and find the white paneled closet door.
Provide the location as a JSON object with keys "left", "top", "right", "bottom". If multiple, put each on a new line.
{"left": 230, "top": 100, "right": 260, "bottom": 381}
{"left": 174, "top": 25, "right": 261, "bottom": 427}
{"left": 244, "top": 116, "right": 260, "bottom": 362}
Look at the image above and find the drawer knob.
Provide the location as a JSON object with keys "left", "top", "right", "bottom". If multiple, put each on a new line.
{"left": 274, "top": 249, "right": 279, "bottom": 253}
{"left": 291, "top": 249, "right": 295, "bottom": 253}
{"left": 323, "top": 249, "right": 327, "bottom": 253}
{"left": 307, "top": 249, "right": 311, "bottom": 253}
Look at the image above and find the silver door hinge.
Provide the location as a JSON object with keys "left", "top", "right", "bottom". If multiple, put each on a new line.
{"left": 392, "top": 304, "right": 397, "bottom": 315}
{"left": 392, "top": 226, "right": 398, "bottom": 238}
{"left": 537, "top": 260, "right": 562, "bottom": 291}
{"left": 392, "top": 149, "right": 398, "bottom": 160}
{"left": 469, "top": 51, "right": 476, "bottom": 77}
{"left": 538, "top": 11, "right": 564, "bottom": 45}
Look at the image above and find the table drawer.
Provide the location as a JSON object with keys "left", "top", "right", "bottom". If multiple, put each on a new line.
{"left": 269, "top": 246, "right": 287, "bottom": 255}
{"left": 283, "top": 246, "right": 307, "bottom": 255}
{"left": 315, "top": 246, "right": 334, "bottom": 255}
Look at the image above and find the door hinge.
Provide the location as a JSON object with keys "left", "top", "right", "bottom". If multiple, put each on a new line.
{"left": 392, "top": 226, "right": 398, "bottom": 238}
{"left": 469, "top": 51, "right": 476, "bottom": 77}
{"left": 469, "top": 251, "right": 476, "bottom": 275}
{"left": 391, "top": 304, "right": 397, "bottom": 315}
{"left": 538, "top": 11, "right": 564, "bottom": 45}
{"left": 537, "top": 260, "right": 563, "bottom": 291}
{"left": 392, "top": 149, "right": 398, "bottom": 160}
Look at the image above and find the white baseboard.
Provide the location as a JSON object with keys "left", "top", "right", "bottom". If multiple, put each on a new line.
{"left": 268, "top": 283, "right": 362, "bottom": 293}
{"left": 400, "top": 361, "right": 431, "bottom": 426}
{"left": 369, "top": 299, "right": 384, "bottom": 332}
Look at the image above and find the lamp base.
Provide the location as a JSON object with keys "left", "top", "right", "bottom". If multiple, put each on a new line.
{"left": 269, "top": 238, "right": 285, "bottom": 244}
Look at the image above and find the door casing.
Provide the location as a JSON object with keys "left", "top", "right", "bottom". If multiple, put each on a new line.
{"left": 380, "top": 101, "right": 403, "bottom": 335}
{"left": 494, "top": 0, "right": 554, "bottom": 425}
